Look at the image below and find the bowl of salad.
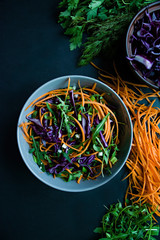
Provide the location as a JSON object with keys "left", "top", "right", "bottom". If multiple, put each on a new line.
{"left": 17, "top": 75, "right": 133, "bottom": 192}
{"left": 126, "top": 1, "right": 160, "bottom": 89}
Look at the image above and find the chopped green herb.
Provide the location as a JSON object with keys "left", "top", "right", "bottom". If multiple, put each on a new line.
{"left": 78, "top": 113, "right": 82, "bottom": 121}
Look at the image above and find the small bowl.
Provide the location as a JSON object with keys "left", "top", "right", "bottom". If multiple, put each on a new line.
{"left": 17, "top": 75, "right": 133, "bottom": 192}
{"left": 126, "top": 1, "right": 160, "bottom": 89}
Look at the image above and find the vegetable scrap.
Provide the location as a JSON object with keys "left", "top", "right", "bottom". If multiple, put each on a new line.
{"left": 128, "top": 8, "right": 160, "bottom": 86}
{"left": 58, "top": 0, "right": 156, "bottom": 66}
{"left": 19, "top": 78, "right": 119, "bottom": 183}
{"left": 91, "top": 62, "right": 160, "bottom": 217}
{"left": 94, "top": 201, "right": 159, "bottom": 239}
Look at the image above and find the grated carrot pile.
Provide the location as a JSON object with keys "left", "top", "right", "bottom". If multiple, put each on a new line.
{"left": 91, "top": 62, "right": 160, "bottom": 217}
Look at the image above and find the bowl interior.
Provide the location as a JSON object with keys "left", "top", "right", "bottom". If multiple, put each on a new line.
{"left": 17, "top": 75, "right": 133, "bottom": 192}
{"left": 126, "top": 2, "right": 160, "bottom": 89}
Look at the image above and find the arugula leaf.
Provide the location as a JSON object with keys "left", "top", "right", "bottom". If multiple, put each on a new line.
{"left": 62, "top": 151, "right": 71, "bottom": 162}
{"left": 94, "top": 227, "right": 103, "bottom": 234}
{"left": 54, "top": 96, "right": 72, "bottom": 135}
{"left": 58, "top": 170, "right": 82, "bottom": 182}
{"left": 94, "top": 201, "right": 160, "bottom": 240}
{"left": 92, "top": 113, "right": 110, "bottom": 142}
{"left": 46, "top": 102, "right": 54, "bottom": 114}
{"left": 44, "top": 153, "right": 52, "bottom": 163}
{"left": 30, "top": 136, "right": 45, "bottom": 171}
{"left": 31, "top": 136, "right": 42, "bottom": 166}
{"left": 82, "top": 166, "right": 87, "bottom": 173}
{"left": 29, "top": 148, "right": 35, "bottom": 153}
{"left": 93, "top": 143, "right": 101, "bottom": 152}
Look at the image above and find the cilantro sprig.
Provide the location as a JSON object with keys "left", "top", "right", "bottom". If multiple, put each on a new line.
{"left": 58, "top": 0, "right": 157, "bottom": 65}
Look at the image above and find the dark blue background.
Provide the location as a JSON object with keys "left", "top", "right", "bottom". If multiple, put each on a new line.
{"left": 0, "top": 0, "right": 159, "bottom": 239}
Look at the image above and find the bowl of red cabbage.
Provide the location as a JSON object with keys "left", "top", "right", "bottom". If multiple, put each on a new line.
{"left": 17, "top": 75, "right": 133, "bottom": 192}
{"left": 126, "top": 1, "right": 160, "bottom": 89}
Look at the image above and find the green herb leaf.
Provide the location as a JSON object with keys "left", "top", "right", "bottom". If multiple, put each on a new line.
{"left": 94, "top": 227, "right": 103, "bottom": 234}
{"left": 93, "top": 143, "right": 101, "bottom": 152}
{"left": 31, "top": 136, "right": 42, "bottom": 166}
{"left": 32, "top": 110, "right": 38, "bottom": 118}
{"left": 78, "top": 113, "right": 82, "bottom": 121}
{"left": 94, "top": 201, "right": 160, "bottom": 240}
{"left": 87, "top": 8, "right": 98, "bottom": 20}
{"left": 58, "top": 0, "right": 156, "bottom": 65}
{"left": 92, "top": 113, "right": 110, "bottom": 142}
{"left": 46, "top": 102, "right": 54, "bottom": 114}
{"left": 62, "top": 151, "right": 71, "bottom": 162}
{"left": 29, "top": 148, "right": 35, "bottom": 153}
{"left": 82, "top": 166, "right": 87, "bottom": 173}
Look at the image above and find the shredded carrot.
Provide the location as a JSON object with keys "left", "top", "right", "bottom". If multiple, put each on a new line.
{"left": 65, "top": 168, "right": 72, "bottom": 174}
{"left": 78, "top": 80, "right": 84, "bottom": 107}
{"left": 43, "top": 143, "right": 56, "bottom": 152}
{"left": 77, "top": 174, "right": 83, "bottom": 184}
{"left": 65, "top": 77, "right": 70, "bottom": 101}
{"left": 71, "top": 116, "right": 85, "bottom": 143}
{"left": 61, "top": 138, "right": 81, "bottom": 152}
{"left": 71, "top": 138, "right": 92, "bottom": 158}
{"left": 91, "top": 62, "right": 160, "bottom": 218}
{"left": 26, "top": 110, "right": 36, "bottom": 118}
{"left": 92, "top": 82, "right": 96, "bottom": 90}
{"left": 89, "top": 165, "right": 102, "bottom": 179}
{"left": 73, "top": 162, "right": 80, "bottom": 168}
{"left": 95, "top": 157, "right": 103, "bottom": 163}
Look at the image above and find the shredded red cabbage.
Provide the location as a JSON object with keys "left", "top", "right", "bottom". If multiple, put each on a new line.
{"left": 128, "top": 9, "right": 160, "bottom": 87}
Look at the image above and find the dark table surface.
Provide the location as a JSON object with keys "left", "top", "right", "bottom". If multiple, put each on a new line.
{"left": 1, "top": 1, "right": 160, "bottom": 240}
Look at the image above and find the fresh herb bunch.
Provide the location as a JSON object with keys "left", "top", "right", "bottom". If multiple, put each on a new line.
{"left": 94, "top": 201, "right": 159, "bottom": 240}
{"left": 58, "top": 0, "right": 157, "bottom": 66}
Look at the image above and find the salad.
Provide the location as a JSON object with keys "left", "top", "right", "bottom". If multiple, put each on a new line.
{"left": 19, "top": 78, "right": 119, "bottom": 183}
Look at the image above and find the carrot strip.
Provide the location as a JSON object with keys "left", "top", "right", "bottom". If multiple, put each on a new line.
{"left": 78, "top": 80, "right": 85, "bottom": 107}
{"left": 61, "top": 139, "right": 81, "bottom": 152}
{"left": 71, "top": 139, "right": 92, "bottom": 158}
{"left": 92, "top": 83, "right": 96, "bottom": 90}
{"left": 77, "top": 174, "right": 83, "bottom": 184}
{"left": 65, "top": 168, "right": 72, "bottom": 174}
{"left": 65, "top": 77, "right": 70, "bottom": 101}
{"left": 71, "top": 116, "right": 85, "bottom": 143}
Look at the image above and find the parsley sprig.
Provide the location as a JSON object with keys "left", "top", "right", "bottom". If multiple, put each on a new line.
{"left": 58, "top": 0, "right": 157, "bottom": 65}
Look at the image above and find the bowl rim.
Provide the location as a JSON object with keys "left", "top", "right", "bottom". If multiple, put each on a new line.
{"left": 126, "top": 1, "right": 160, "bottom": 90}
{"left": 17, "top": 75, "right": 133, "bottom": 192}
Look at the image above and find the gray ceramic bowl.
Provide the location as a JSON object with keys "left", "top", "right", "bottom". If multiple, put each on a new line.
{"left": 126, "top": 1, "right": 160, "bottom": 90}
{"left": 17, "top": 75, "right": 133, "bottom": 192}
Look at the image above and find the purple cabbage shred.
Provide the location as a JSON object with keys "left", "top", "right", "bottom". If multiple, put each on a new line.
{"left": 129, "top": 9, "right": 160, "bottom": 87}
